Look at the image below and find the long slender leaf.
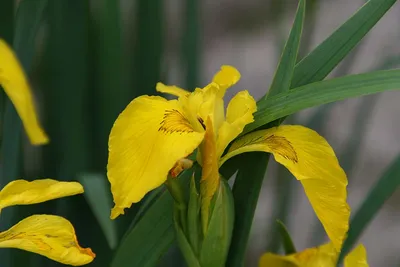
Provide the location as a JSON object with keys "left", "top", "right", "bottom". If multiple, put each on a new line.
{"left": 291, "top": 0, "right": 397, "bottom": 88}
{"left": 267, "top": 0, "right": 305, "bottom": 98}
{"left": 338, "top": 154, "right": 400, "bottom": 264}
{"left": 246, "top": 69, "right": 400, "bottom": 134}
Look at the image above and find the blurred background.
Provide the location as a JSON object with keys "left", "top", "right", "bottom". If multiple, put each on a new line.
{"left": 1, "top": 0, "right": 400, "bottom": 266}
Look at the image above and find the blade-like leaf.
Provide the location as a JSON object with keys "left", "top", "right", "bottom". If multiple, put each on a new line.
{"left": 291, "top": 0, "right": 397, "bottom": 88}
{"left": 276, "top": 220, "right": 296, "bottom": 255}
{"left": 80, "top": 174, "right": 118, "bottom": 250}
{"left": 246, "top": 69, "right": 400, "bottom": 134}
{"left": 267, "top": 0, "right": 305, "bottom": 98}
{"left": 338, "top": 154, "right": 400, "bottom": 264}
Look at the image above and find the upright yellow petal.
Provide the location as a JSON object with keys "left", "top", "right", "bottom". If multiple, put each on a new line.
{"left": 212, "top": 65, "right": 241, "bottom": 96}
{"left": 156, "top": 82, "right": 190, "bottom": 98}
{"left": 216, "top": 90, "right": 256, "bottom": 159}
{"left": 199, "top": 117, "right": 220, "bottom": 230}
{"left": 0, "top": 215, "right": 95, "bottom": 266}
{"left": 222, "top": 125, "right": 350, "bottom": 250}
{"left": 0, "top": 39, "right": 48, "bottom": 145}
{"left": 108, "top": 95, "right": 204, "bottom": 219}
{"left": 0, "top": 179, "right": 83, "bottom": 212}
{"left": 259, "top": 243, "right": 337, "bottom": 267}
{"left": 344, "top": 244, "right": 369, "bottom": 267}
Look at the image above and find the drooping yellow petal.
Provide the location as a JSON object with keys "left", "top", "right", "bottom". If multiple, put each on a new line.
{"left": 199, "top": 117, "right": 220, "bottom": 231}
{"left": 212, "top": 65, "right": 241, "bottom": 96}
{"left": 216, "top": 90, "right": 257, "bottom": 159}
{"left": 344, "top": 244, "right": 369, "bottom": 267}
{"left": 107, "top": 95, "right": 204, "bottom": 219}
{"left": 0, "top": 39, "right": 49, "bottom": 145}
{"left": 259, "top": 243, "right": 337, "bottom": 267}
{"left": 222, "top": 125, "right": 350, "bottom": 250}
{"left": 156, "top": 82, "right": 190, "bottom": 98}
{"left": 0, "top": 215, "right": 95, "bottom": 266}
{"left": 0, "top": 179, "right": 83, "bottom": 212}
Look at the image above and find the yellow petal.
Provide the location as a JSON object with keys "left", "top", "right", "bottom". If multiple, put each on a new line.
{"left": 222, "top": 125, "right": 350, "bottom": 250}
{"left": 344, "top": 244, "right": 369, "bottom": 267}
{"left": 107, "top": 95, "right": 204, "bottom": 219}
{"left": 0, "top": 39, "right": 49, "bottom": 145}
{"left": 216, "top": 90, "right": 257, "bottom": 159}
{"left": 211, "top": 65, "right": 241, "bottom": 96}
{"left": 259, "top": 243, "right": 337, "bottom": 267}
{"left": 0, "top": 215, "right": 95, "bottom": 266}
{"left": 0, "top": 179, "right": 83, "bottom": 212}
{"left": 156, "top": 82, "right": 190, "bottom": 98}
{"left": 199, "top": 117, "right": 220, "bottom": 231}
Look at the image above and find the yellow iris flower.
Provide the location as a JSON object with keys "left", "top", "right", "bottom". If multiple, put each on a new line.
{"left": 259, "top": 242, "right": 368, "bottom": 267}
{"left": 0, "top": 39, "right": 48, "bottom": 145}
{"left": 0, "top": 39, "right": 94, "bottom": 265}
{"left": 0, "top": 179, "right": 95, "bottom": 265}
{"left": 107, "top": 65, "right": 349, "bottom": 250}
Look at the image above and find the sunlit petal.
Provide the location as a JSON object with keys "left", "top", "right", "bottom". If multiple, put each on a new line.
{"left": 222, "top": 125, "right": 350, "bottom": 250}
{"left": 211, "top": 65, "right": 241, "bottom": 96}
{"left": 344, "top": 244, "right": 369, "bottom": 267}
{"left": 156, "top": 82, "right": 190, "bottom": 98}
{"left": 108, "top": 95, "right": 204, "bottom": 219}
{"left": 0, "top": 179, "right": 83, "bottom": 212}
{"left": 0, "top": 215, "right": 95, "bottom": 266}
{"left": 0, "top": 39, "right": 49, "bottom": 145}
{"left": 216, "top": 90, "right": 256, "bottom": 159}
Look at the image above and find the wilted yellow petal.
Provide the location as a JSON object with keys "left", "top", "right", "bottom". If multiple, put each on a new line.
{"left": 344, "top": 244, "right": 369, "bottom": 267}
{"left": 0, "top": 179, "right": 83, "bottom": 212}
{"left": 199, "top": 117, "right": 220, "bottom": 231}
{"left": 108, "top": 95, "right": 204, "bottom": 219}
{"left": 156, "top": 82, "right": 190, "bottom": 98}
{"left": 0, "top": 215, "right": 95, "bottom": 266}
{"left": 259, "top": 243, "right": 337, "bottom": 267}
{"left": 212, "top": 65, "right": 241, "bottom": 96}
{"left": 0, "top": 39, "right": 49, "bottom": 145}
{"left": 216, "top": 90, "right": 256, "bottom": 159}
{"left": 222, "top": 125, "right": 350, "bottom": 250}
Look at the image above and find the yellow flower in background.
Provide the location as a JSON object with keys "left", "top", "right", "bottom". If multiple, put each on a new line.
{"left": 0, "top": 179, "right": 95, "bottom": 266}
{"left": 0, "top": 39, "right": 48, "bottom": 145}
{"left": 108, "top": 65, "right": 256, "bottom": 219}
{"left": 259, "top": 242, "right": 368, "bottom": 267}
{"left": 107, "top": 65, "right": 349, "bottom": 250}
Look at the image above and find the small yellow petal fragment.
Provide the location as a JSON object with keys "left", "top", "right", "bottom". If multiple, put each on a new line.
{"left": 0, "top": 179, "right": 83, "bottom": 212}
{"left": 200, "top": 117, "right": 220, "bottom": 231}
{"left": 216, "top": 90, "right": 257, "bottom": 159}
{"left": 0, "top": 39, "right": 49, "bottom": 145}
{"left": 223, "top": 125, "right": 350, "bottom": 250}
{"left": 259, "top": 243, "right": 337, "bottom": 267}
{"left": 211, "top": 65, "right": 241, "bottom": 95}
{"left": 108, "top": 95, "right": 204, "bottom": 219}
{"left": 0, "top": 215, "right": 95, "bottom": 266}
{"left": 156, "top": 82, "right": 190, "bottom": 98}
{"left": 344, "top": 244, "right": 369, "bottom": 267}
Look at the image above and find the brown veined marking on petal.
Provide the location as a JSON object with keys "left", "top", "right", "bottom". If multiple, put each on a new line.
{"left": 234, "top": 134, "right": 298, "bottom": 163}
{"left": 159, "top": 109, "right": 194, "bottom": 134}
{"left": 198, "top": 117, "right": 206, "bottom": 130}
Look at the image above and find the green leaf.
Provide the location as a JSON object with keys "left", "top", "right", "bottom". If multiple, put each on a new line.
{"left": 291, "top": 0, "right": 397, "bottom": 88}
{"left": 276, "top": 220, "right": 296, "bottom": 255}
{"left": 79, "top": 173, "right": 118, "bottom": 250}
{"left": 187, "top": 175, "right": 201, "bottom": 254}
{"left": 266, "top": 0, "right": 305, "bottom": 98}
{"left": 226, "top": 153, "right": 270, "bottom": 267}
{"left": 0, "top": 0, "right": 47, "bottom": 265}
{"left": 338, "top": 154, "right": 400, "bottom": 264}
{"left": 246, "top": 69, "right": 400, "bottom": 134}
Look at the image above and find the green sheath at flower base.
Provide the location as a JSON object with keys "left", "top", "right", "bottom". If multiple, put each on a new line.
{"left": 199, "top": 178, "right": 234, "bottom": 267}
